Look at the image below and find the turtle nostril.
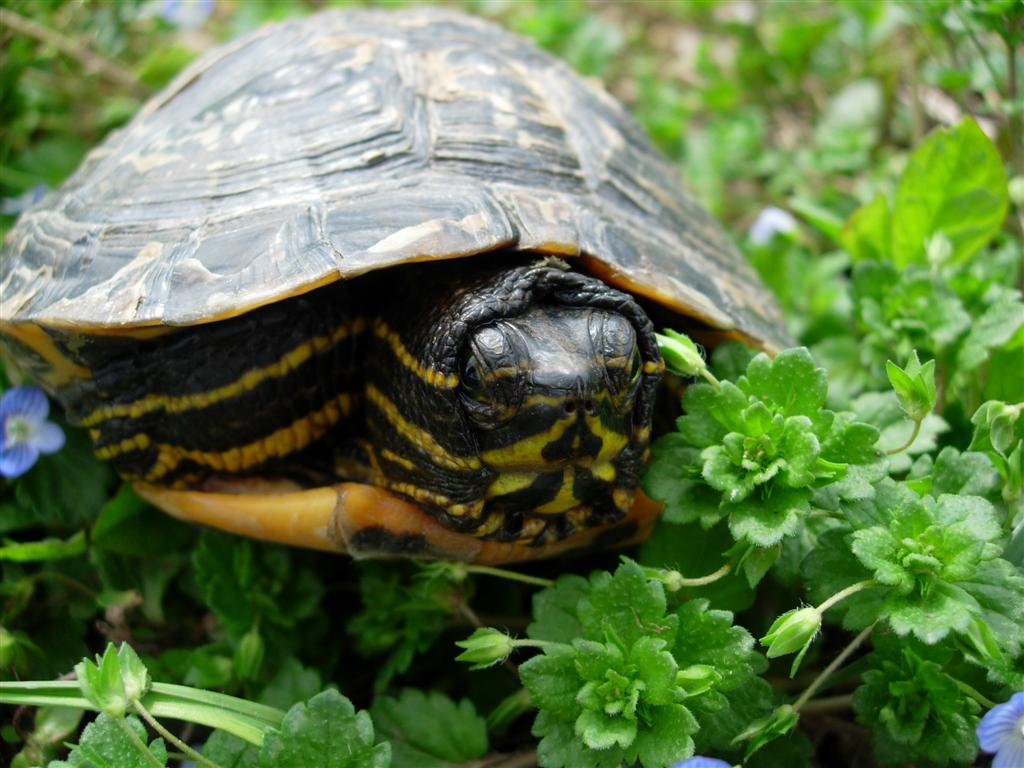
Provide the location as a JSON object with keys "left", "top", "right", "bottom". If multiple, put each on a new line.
{"left": 564, "top": 401, "right": 577, "bottom": 415}
{"left": 584, "top": 399, "right": 596, "bottom": 415}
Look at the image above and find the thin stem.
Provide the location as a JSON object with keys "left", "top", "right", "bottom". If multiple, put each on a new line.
{"left": 953, "top": 6, "right": 1002, "bottom": 94}
{"left": 886, "top": 418, "right": 922, "bottom": 455}
{"left": 793, "top": 623, "right": 875, "bottom": 713}
{"left": 133, "top": 700, "right": 222, "bottom": 768}
{"left": 797, "top": 694, "right": 853, "bottom": 714}
{"left": 815, "top": 580, "right": 875, "bottom": 615}
{"left": 673, "top": 562, "right": 732, "bottom": 588}
{"left": 954, "top": 679, "right": 997, "bottom": 710}
{"left": 510, "top": 639, "right": 560, "bottom": 652}
{"left": 699, "top": 367, "right": 721, "bottom": 388}
{"left": 0, "top": 9, "right": 147, "bottom": 96}
{"left": 464, "top": 565, "right": 554, "bottom": 588}
{"left": 114, "top": 715, "right": 165, "bottom": 768}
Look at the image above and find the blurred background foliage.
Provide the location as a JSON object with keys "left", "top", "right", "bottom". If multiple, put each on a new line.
{"left": 0, "top": 1, "right": 1022, "bottom": 765}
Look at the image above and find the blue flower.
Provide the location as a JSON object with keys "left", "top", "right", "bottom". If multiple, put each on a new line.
{"left": 0, "top": 386, "right": 65, "bottom": 478}
{"left": 160, "top": 0, "right": 214, "bottom": 30}
{"left": 978, "top": 692, "right": 1024, "bottom": 768}
{"left": 671, "top": 758, "right": 733, "bottom": 768}
{"left": 748, "top": 206, "right": 797, "bottom": 245}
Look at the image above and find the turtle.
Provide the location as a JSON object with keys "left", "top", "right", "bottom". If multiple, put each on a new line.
{"left": 0, "top": 8, "right": 788, "bottom": 564}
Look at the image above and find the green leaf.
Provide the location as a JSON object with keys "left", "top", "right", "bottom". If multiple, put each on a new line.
{"left": 890, "top": 119, "right": 1008, "bottom": 267}
{"left": 12, "top": 424, "right": 113, "bottom": 529}
{"left": 852, "top": 635, "right": 980, "bottom": 766}
{"left": 743, "top": 348, "right": 827, "bottom": 418}
{"left": 527, "top": 574, "right": 589, "bottom": 643}
{"left": 576, "top": 560, "right": 678, "bottom": 649}
{"left": 91, "top": 485, "right": 194, "bottom": 557}
{"left": 841, "top": 192, "right": 891, "bottom": 262}
{"left": 49, "top": 714, "right": 167, "bottom": 768}
{"left": 348, "top": 562, "right": 462, "bottom": 692}
{"left": 202, "top": 731, "right": 259, "bottom": 768}
{"left": 518, "top": 646, "right": 581, "bottom": 722}
{"left": 258, "top": 690, "right": 390, "bottom": 768}
{"left": 372, "top": 689, "right": 487, "bottom": 768}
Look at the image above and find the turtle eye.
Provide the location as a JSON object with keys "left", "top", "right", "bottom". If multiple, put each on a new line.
{"left": 460, "top": 325, "right": 522, "bottom": 426}
{"left": 461, "top": 355, "right": 487, "bottom": 402}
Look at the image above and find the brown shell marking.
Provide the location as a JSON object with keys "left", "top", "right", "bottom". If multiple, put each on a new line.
{"left": 0, "top": 8, "right": 788, "bottom": 353}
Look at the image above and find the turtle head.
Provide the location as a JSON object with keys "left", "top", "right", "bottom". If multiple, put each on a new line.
{"left": 365, "top": 261, "right": 662, "bottom": 545}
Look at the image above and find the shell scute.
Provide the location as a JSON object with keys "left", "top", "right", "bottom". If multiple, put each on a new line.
{"left": 1, "top": 8, "right": 787, "bottom": 351}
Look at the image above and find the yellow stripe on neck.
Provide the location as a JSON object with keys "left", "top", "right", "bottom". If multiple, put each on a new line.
{"left": 80, "top": 317, "right": 366, "bottom": 427}
{"left": 365, "top": 383, "right": 480, "bottom": 471}
{"left": 141, "top": 391, "right": 356, "bottom": 482}
{"left": 373, "top": 318, "right": 459, "bottom": 389}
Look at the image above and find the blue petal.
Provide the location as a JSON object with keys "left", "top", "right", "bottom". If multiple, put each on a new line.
{"left": 31, "top": 421, "right": 65, "bottom": 454}
{"left": 0, "top": 386, "right": 49, "bottom": 423}
{"left": 0, "top": 443, "right": 39, "bottom": 478}
{"left": 994, "top": 738, "right": 1024, "bottom": 768}
{"left": 978, "top": 693, "right": 1024, "bottom": 752}
{"left": 670, "top": 758, "right": 733, "bottom": 768}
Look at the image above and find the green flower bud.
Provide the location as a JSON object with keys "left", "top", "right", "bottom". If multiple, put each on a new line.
{"left": 760, "top": 607, "right": 821, "bottom": 659}
{"left": 455, "top": 627, "right": 515, "bottom": 670}
{"left": 676, "top": 663, "right": 721, "bottom": 697}
{"left": 962, "top": 616, "right": 1003, "bottom": 664}
{"left": 656, "top": 330, "right": 707, "bottom": 378}
{"left": 116, "top": 642, "right": 151, "bottom": 701}
{"left": 234, "top": 626, "right": 265, "bottom": 681}
{"left": 75, "top": 645, "right": 128, "bottom": 717}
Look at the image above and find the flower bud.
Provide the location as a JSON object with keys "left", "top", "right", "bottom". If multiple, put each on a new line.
{"left": 455, "top": 627, "right": 515, "bottom": 670}
{"left": 759, "top": 607, "right": 821, "bottom": 659}
{"left": 656, "top": 330, "right": 707, "bottom": 379}
{"left": 234, "top": 626, "right": 265, "bottom": 681}
{"left": 117, "top": 643, "right": 151, "bottom": 701}
{"left": 75, "top": 646, "right": 128, "bottom": 717}
{"left": 676, "top": 664, "right": 721, "bottom": 697}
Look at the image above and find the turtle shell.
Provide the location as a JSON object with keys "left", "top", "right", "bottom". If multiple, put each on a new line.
{"left": 0, "top": 7, "right": 786, "bottom": 352}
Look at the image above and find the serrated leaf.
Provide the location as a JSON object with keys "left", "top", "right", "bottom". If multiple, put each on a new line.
{"left": 49, "top": 714, "right": 166, "bottom": 768}
{"left": 852, "top": 636, "right": 981, "bottom": 766}
{"left": 727, "top": 487, "right": 810, "bottom": 547}
{"left": 742, "top": 348, "right": 827, "bottom": 417}
{"left": 577, "top": 560, "right": 678, "bottom": 649}
{"left": 258, "top": 690, "right": 390, "bottom": 768}
{"left": 372, "top": 689, "right": 487, "bottom": 767}
{"left": 202, "top": 731, "right": 259, "bottom": 768}
{"left": 527, "top": 574, "right": 589, "bottom": 643}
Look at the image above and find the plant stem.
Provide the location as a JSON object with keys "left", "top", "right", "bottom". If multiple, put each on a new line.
{"left": 699, "top": 367, "right": 721, "bottom": 388}
{"left": 673, "top": 561, "right": 732, "bottom": 587}
{"left": 797, "top": 693, "right": 853, "bottom": 714}
{"left": 816, "top": 580, "right": 875, "bottom": 615}
{"left": 886, "top": 418, "right": 922, "bottom": 455}
{"left": 793, "top": 623, "right": 875, "bottom": 713}
{"left": 115, "top": 715, "right": 165, "bottom": 768}
{"left": 133, "top": 699, "right": 222, "bottom": 768}
{"left": 464, "top": 565, "right": 555, "bottom": 588}
{"left": 510, "top": 639, "right": 560, "bottom": 652}
{"left": 954, "top": 679, "right": 997, "bottom": 710}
